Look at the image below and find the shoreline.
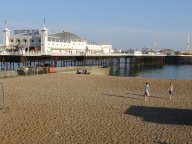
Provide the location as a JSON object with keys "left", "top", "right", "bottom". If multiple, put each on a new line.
{"left": 0, "top": 65, "right": 192, "bottom": 81}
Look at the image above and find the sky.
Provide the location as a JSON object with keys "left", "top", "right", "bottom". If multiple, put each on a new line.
{"left": 0, "top": 0, "right": 192, "bottom": 51}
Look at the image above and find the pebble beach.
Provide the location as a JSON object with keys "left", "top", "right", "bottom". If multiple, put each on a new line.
{"left": 0, "top": 73, "right": 191, "bottom": 144}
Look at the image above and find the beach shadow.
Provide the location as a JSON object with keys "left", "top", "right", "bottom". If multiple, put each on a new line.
{"left": 126, "top": 93, "right": 166, "bottom": 100}
{"left": 102, "top": 93, "right": 141, "bottom": 100}
{"left": 125, "top": 106, "right": 192, "bottom": 125}
{"left": 126, "top": 93, "right": 143, "bottom": 97}
{"left": 149, "top": 95, "right": 167, "bottom": 100}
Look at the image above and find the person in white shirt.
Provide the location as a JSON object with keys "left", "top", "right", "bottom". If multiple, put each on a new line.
{"left": 144, "top": 82, "right": 150, "bottom": 101}
{"left": 168, "top": 82, "right": 174, "bottom": 100}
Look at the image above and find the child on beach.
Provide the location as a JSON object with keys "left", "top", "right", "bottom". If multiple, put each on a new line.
{"left": 144, "top": 82, "right": 150, "bottom": 101}
{"left": 168, "top": 82, "right": 174, "bottom": 100}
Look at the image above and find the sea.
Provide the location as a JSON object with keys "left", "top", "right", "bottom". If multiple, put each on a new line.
{"left": 109, "top": 58, "right": 192, "bottom": 80}
{"left": 1, "top": 58, "right": 192, "bottom": 80}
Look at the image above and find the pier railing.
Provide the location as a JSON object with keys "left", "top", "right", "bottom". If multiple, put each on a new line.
{"left": 0, "top": 50, "right": 166, "bottom": 57}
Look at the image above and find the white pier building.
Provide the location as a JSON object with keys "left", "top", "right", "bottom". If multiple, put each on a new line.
{"left": 1, "top": 24, "right": 112, "bottom": 55}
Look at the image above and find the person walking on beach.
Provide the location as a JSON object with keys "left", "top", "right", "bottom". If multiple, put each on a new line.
{"left": 144, "top": 82, "right": 150, "bottom": 101}
{"left": 168, "top": 82, "right": 174, "bottom": 100}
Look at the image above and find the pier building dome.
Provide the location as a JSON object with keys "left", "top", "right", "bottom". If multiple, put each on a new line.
{"left": 51, "top": 31, "right": 82, "bottom": 41}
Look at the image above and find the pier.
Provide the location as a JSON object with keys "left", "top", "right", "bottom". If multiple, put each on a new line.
{"left": 0, "top": 54, "right": 192, "bottom": 71}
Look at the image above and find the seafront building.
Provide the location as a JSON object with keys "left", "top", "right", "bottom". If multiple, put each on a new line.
{"left": 1, "top": 24, "right": 112, "bottom": 55}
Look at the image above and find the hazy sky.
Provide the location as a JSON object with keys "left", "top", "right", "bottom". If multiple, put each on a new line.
{"left": 0, "top": 0, "right": 192, "bottom": 51}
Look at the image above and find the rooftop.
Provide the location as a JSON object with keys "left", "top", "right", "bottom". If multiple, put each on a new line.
{"left": 50, "top": 31, "right": 82, "bottom": 42}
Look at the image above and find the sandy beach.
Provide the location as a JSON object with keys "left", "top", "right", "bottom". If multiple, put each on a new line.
{"left": 0, "top": 73, "right": 191, "bottom": 144}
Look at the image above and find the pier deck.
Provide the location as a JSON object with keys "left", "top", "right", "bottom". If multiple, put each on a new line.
{"left": 0, "top": 54, "right": 191, "bottom": 71}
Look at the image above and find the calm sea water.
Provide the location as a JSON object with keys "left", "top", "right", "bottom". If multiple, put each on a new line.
{"left": 110, "top": 62, "right": 192, "bottom": 80}
{"left": 1, "top": 58, "right": 192, "bottom": 80}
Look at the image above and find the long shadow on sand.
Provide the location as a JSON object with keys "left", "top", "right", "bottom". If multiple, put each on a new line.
{"left": 148, "top": 95, "right": 167, "bottom": 100}
{"left": 126, "top": 93, "right": 167, "bottom": 100}
{"left": 102, "top": 93, "right": 141, "bottom": 100}
{"left": 125, "top": 93, "right": 143, "bottom": 97}
{"left": 125, "top": 106, "right": 192, "bottom": 125}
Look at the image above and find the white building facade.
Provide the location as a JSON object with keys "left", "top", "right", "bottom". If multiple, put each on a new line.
{"left": 1, "top": 25, "right": 113, "bottom": 55}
